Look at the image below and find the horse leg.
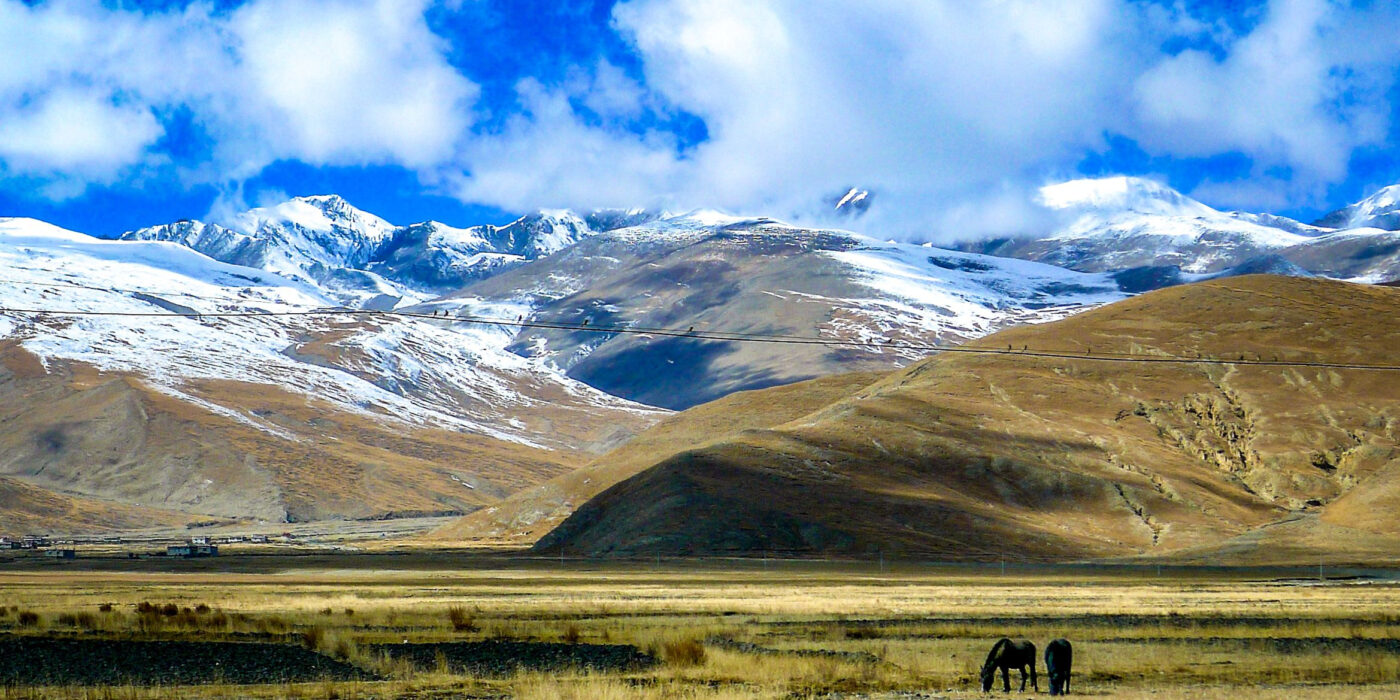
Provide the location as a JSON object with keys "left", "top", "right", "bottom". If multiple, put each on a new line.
{"left": 1018, "top": 665, "right": 1027, "bottom": 691}
{"left": 1001, "top": 665, "right": 1011, "bottom": 692}
{"left": 1031, "top": 658, "right": 1039, "bottom": 692}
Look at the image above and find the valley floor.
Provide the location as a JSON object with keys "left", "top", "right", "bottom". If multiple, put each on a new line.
{"left": 1, "top": 554, "right": 1399, "bottom": 698}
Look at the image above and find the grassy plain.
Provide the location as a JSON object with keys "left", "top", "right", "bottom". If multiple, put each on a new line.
{"left": 2, "top": 555, "right": 1400, "bottom": 698}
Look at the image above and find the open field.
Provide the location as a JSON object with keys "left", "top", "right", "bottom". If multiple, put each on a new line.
{"left": 2, "top": 554, "right": 1400, "bottom": 698}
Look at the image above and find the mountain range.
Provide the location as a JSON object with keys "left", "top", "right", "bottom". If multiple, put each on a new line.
{"left": 2, "top": 176, "right": 1400, "bottom": 560}
{"left": 965, "top": 176, "right": 1400, "bottom": 282}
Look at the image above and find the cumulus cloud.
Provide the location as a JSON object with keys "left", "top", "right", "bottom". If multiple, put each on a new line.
{"left": 608, "top": 0, "right": 1150, "bottom": 236}
{"left": 0, "top": 0, "right": 475, "bottom": 197}
{"left": 0, "top": 89, "right": 162, "bottom": 178}
{"left": 447, "top": 76, "right": 684, "bottom": 211}
{"left": 231, "top": 0, "right": 476, "bottom": 169}
{"left": 1132, "top": 0, "right": 1400, "bottom": 208}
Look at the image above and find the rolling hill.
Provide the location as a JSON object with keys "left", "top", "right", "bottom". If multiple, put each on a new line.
{"left": 523, "top": 275, "right": 1400, "bottom": 564}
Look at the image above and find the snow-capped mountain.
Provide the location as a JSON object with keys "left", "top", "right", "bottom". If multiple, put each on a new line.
{"left": 4, "top": 215, "right": 657, "bottom": 446}
{"left": 1, "top": 203, "right": 1131, "bottom": 529}
{"left": 365, "top": 210, "right": 596, "bottom": 294}
{"left": 122, "top": 198, "right": 604, "bottom": 307}
{"left": 827, "top": 187, "right": 873, "bottom": 217}
{"left": 442, "top": 211, "right": 1126, "bottom": 409}
{"left": 970, "top": 176, "right": 1315, "bottom": 273}
{"left": 963, "top": 176, "right": 1400, "bottom": 283}
{"left": 122, "top": 195, "right": 408, "bottom": 307}
{"left": 11, "top": 179, "right": 1400, "bottom": 533}
{"left": 1038, "top": 176, "right": 1215, "bottom": 218}
{"left": 0, "top": 216, "right": 661, "bottom": 525}
{"left": 1314, "top": 185, "right": 1400, "bottom": 230}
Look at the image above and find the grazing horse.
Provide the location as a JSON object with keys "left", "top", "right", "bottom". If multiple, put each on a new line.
{"left": 979, "top": 638, "right": 1037, "bottom": 692}
{"left": 1045, "top": 638, "right": 1073, "bottom": 695}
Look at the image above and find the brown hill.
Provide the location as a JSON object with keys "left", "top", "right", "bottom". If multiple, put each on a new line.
{"left": 0, "top": 342, "right": 590, "bottom": 533}
{"left": 530, "top": 276, "right": 1400, "bottom": 564}
{"left": 0, "top": 475, "right": 191, "bottom": 536}
{"left": 429, "top": 371, "right": 884, "bottom": 545}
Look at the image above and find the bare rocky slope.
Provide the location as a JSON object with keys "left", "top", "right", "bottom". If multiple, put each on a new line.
{"left": 442, "top": 215, "right": 1122, "bottom": 410}
{"left": 527, "top": 276, "right": 1400, "bottom": 564}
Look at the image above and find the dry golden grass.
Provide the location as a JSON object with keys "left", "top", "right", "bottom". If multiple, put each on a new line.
{"left": 2, "top": 560, "right": 1400, "bottom": 698}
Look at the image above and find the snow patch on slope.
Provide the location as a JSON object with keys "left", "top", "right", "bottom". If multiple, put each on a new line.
{"left": 0, "top": 217, "right": 659, "bottom": 447}
{"left": 826, "top": 239, "right": 1125, "bottom": 345}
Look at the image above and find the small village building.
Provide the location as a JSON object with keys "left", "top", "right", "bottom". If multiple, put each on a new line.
{"left": 44, "top": 549, "right": 76, "bottom": 559}
{"left": 166, "top": 543, "right": 219, "bottom": 558}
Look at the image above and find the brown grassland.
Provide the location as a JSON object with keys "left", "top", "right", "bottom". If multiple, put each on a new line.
{"left": 1, "top": 554, "right": 1400, "bottom": 698}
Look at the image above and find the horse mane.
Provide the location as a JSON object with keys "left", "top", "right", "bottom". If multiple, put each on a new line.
{"left": 982, "top": 637, "right": 1010, "bottom": 672}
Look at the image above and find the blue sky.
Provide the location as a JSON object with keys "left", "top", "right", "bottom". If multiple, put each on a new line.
{"left": 1, "top": 0, "right": 1399, "bottom": 239}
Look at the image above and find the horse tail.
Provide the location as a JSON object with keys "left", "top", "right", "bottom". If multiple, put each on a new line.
{"left": 982, "top": 637, "right": 1010, "bottom": 671}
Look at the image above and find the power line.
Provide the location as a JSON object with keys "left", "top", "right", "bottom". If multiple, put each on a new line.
{"left": 2, "top": 301, "right": 1399, "bottom": 372}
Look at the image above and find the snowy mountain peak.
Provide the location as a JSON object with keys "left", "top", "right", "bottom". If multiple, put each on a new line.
{"left": 1039, "top": 176, "right": 1215, "bottom": 218}
{"left": 819, "top": 186, "right": 874, "bottom": 218}
{"left": 493, "top": 210, "right": 594, "bottom": 257}
{"left": 231, "top": 194, "right": 394, "bottom": 242}
{"left": 0, "top": 216, "right": 97, "bottom": 243}
{"left": 1314, "top": 184, "right": 1400, "bottom": 231}
{"left": 584, "top": 208, "right": 665, "bottom": 232}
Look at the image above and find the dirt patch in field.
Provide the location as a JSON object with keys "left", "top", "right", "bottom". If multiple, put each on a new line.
{"left": 0, "top": 637, "right": 377, "bottom": 685}
{"left": 371, "top": 640, "right": 657, "bottom": 676}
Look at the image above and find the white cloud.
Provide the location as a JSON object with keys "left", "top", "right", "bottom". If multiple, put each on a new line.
{"left": 0, "top": 0, "right": 476, "bottom": 197}
{"left": 606, "top": 0, "right": 1150, "bottom": 234}
{"left": 447, "top": 78, "right": 684, "bottom": 211}
{"left": 230, "top": 0, "right": 477, "bottom": 168}
{"left": 0, "top": 89, "right": 162, "bottom": 178}
{"left": 450, "top": 0, "right": 1400, "bottom": 237}
{"left": 1132, "top": 0, "right": 1400, "bottom": 193}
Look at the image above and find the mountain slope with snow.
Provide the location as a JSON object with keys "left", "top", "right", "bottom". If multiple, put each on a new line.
{"left": 962, "top": 176, "right": 1400, "bottom": 283}
{"left": 1315, "top": 185, "right": 1400, "bottom": 231}
{"left": 969, "top": 177, "right": 1314, "bottom": 273}
{"left": 12, "top": 180, "right": 1400, "bottom": 536}
{"left": 122, "top": 199, "right": 604, "bottom": 308}
{"left": 0, "top": 217, "right": 661, "bottom": 528}
{"left": 444, "top": 212, "right": 1127, "bottom": 410}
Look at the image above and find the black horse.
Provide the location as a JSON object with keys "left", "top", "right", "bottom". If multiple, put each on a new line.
{"left": 979, "top": 637, "right": 1037, "bottom": 692}
{"left": 1046, "top": 638, "right": 1073, "bottom": 695}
